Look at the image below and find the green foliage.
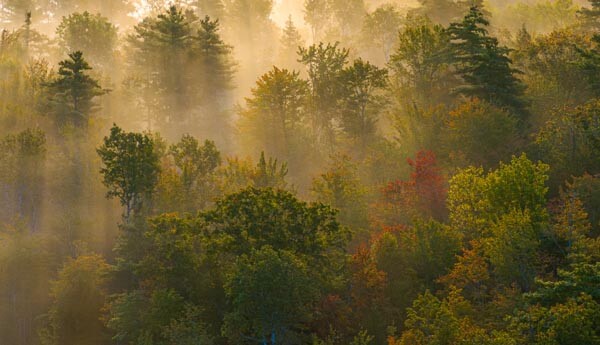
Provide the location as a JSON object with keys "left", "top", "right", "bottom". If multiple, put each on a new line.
{"left": 339, "top": 58, "right": 388, "bottom": 142}
{"left": 389, "top": 16, "right": 454, "bottom": 107}
{"left": 45, "top": 51, "right": 108, "bottom": 129}
{"left": 218, "top": 152, "right": 288, "bottom": 194}
{"left": 534, "top": 99, "right": 600, "bottom": 188}
{"left": 448, "top": 154, "right": 549, "bottom": 240}
{"left": 311, "top": 154, "right": 368, "bottom": 232}
{"left": 40, "top": 255, "right": 111, "bottom": 345}
{"left": 155, "top": 134, "right": 221, "bottom": 212}
{"left": 203, "top": 187, "right": 349, "bottom": 262}
{"left": 238, "top": 67, "right": 309, "bottom": 159}
{"left": 56, "top": 11, "right": 117, "bottom": 68}
{"left": 97, "top": 125, "right": 160, "bottom": 219}
{"left": 509, "top": 294, "right": 600, "bottom": 345}
{"left": 445, "top": 98, "right": 519, "bottom": 168}
{"left": 486, "top": 209, "right": 540, "bottom": 291}
{"left": 299, "top": 42, "right": 349, "bottom": 146}
{"left": 362, "top": 5, "right": 402, "bottom": 62}
{"left": 223, "top": 246, "right": 318, "bottom": 344}
{"left": 448, "top": 6, "right": 527, "bottom": 116}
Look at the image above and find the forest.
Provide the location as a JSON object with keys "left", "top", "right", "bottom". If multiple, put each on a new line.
{"left": 0, "top": 0, "right": 599, "bottom": 344}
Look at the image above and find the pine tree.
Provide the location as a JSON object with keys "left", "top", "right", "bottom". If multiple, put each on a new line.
{"left": 192, "top": 16, "right": 236, "bottom": 138}
{"left": 448, "top": 6, "right": 527, "bottom": 117}
{"left": 279, "top": 15, "right": 305, "bottom": 70}
{"left": 45, "top": 51, "right": 108, "bottom": 129}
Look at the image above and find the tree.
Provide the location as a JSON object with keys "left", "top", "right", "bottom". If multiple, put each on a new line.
{"left": 303, "top": 0, "right": 330, "bottom": 42}
{"left": 222, "top": 246, "right": 318, "bottom": 344}
{"left": 339, "top": 58, "right": 388, "bottom": 142}
{"left": 509, "top": 294, "right": 600, "bottom": 345}
{"left": 401, "top": 291, "right": 460, "bottom": 345}
{"left": 578, "top": 0, "right": 600, "bottom": 32}
{"left": 203, "top": 187, "right": 349, "bottom": 263}
{"left": 155, "top": 134, "right": 221, "bottom": 212}
{"left": 299, "top": 42, "right": 349, "bottom": 146}
{"left": 362, "top": 5, "right": 402, "bottom": 63}
{"left": 534, "top": 99, "right": 600, "bottom": 188}
{"left": 577, "top": 33, "right": 600, "bottom": 97}
{"left": 448, "top": 6, "right": 527, "bottom": 117}
{"left": 56, "top": 11, "right": 118, "bottom": 69}
{"left": 328, "top": 0, "right": 366, "bottom": 42}
{"left": 45, "top": 51, "right": 108, "bottom": 129}
{"left": 218, "top": 152, "right": 289, "bottom": 194}
{"left": 193, "top": 15, "right": 235, "bottom": 137}
{"left": 383, "top": 150, "right": 447, "bottom": 222}
{"left": 40, "top": 255, "right": 111, "bottom": 345}
{"left": 414, "top": 0, "right": 471, "bottom": 25}
{"left": 278, "top": 15, "right": 305, "bottom": 70}
{"left": 486, "top": 209, "right": 540, "bottom": 291}
{"left": 517, "top": 29, "right": 592, "bottom": 114}
{"left": 445, "top": 98, "right": 519, "bottom": 168}
{"left": 447, "top": 154, "right": 549, "bottom": 240}
{"left": 127, "top": 5, "right": 193, "bottom": 133}
{"left": 238, "top": 67, "right": 308, "bottom": 159}
{"left": 127, "top": 7, "right": 234, "bottom": 138}
{"left": 0, "top": 128, "right": 46, "bottom": 232}
{"left": 388, "top": 17, "right": 454, "bottom": 107}
{"left": 195, "top": 0, "right": 225, "bottom": 20}
{"left": 97, "top": 125, "right": 161, "bottom": 220}
{"left": 311, "top": 154, "right": 368, "bottom": 233}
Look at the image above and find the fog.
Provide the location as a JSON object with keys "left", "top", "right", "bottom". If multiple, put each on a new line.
{"left": 1, "top": 0, "right": 599, "bottom": 344}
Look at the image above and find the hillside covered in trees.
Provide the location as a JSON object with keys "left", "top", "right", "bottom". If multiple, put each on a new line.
{"left": 0, "top": 0, "right": 599, "bottom": 344}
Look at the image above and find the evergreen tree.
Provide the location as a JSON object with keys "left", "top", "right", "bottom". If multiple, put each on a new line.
{"left": 192, "top": 15, "right": 235, "bottom": 141}
{"left": 448, "top": 6, "right": 527, "bottom": 117}
{"left": 45, "top": 51, "right": 108, "bottom": 129}
{"left": 278, "top": 15, "right": 305, "bottom": 70}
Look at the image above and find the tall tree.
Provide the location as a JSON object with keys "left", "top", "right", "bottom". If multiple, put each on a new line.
{"left": 388, "top": 17, "right": 454, "bottom": 107}
{"left": 339, "top": 58, "right": 388, "bottom": 142}
{"left": 448, "top": 6, "right": 527, "bottom": 117}
{"left": 56, "top": 12, "right": 118, "bottom": 70}
{"left": 303, "top": 0, "right": 330, "bottom": 42}
{"left": 45, "top": 51, "right": 108, "bottom": 129}
{"left": 298, "top": 42, "right": 349, "bottom": 147}
{"left": 278, "top": 15, "right": 305, "bottom": 70}
{"left": 362, "top": 5, "right": 402, "bottom": 63}
{"left": 97, "top": 125, "right": 161, "bottom": 220}
{"left": 238, "top": 66, "right": 308, "bottom": 159}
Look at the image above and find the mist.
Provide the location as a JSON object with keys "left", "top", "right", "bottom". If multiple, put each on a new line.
{"left": 1, "top": 0, "right": 599, "bottom": 344}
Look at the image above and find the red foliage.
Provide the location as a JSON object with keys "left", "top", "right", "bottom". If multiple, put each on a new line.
{"left": 382, "top": 150, "right": 447, "bottom": 221}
